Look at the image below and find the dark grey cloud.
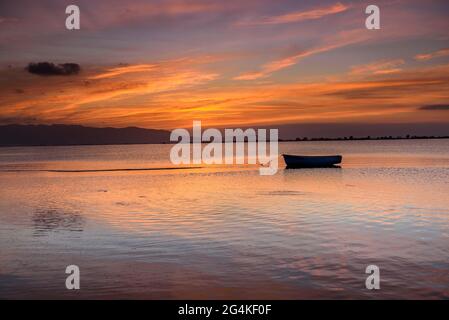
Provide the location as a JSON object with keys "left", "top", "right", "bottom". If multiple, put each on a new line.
{"left": 419, "top": 104, "right": 449, "bottom": 111}
{"left": 26, "top": 62, "right": 81, "bottom": 76}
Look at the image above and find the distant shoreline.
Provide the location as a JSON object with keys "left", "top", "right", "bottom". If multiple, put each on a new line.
{"left": 1, "top": 124, "right": 449, "bottom": 147}
{"left": 280, "top": 135, "right": 449, "bottom": 142}
{"left": 1, "top": 136, "right": 448, "bottom": 148}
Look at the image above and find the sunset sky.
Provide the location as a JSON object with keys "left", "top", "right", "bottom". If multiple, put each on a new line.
{"left": 1, "top": 0, "right": 449, "bottom": 131}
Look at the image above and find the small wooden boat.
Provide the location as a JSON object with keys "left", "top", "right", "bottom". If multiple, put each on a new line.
{"left": 282, "top": 154, "right": 342, "bottom": 168}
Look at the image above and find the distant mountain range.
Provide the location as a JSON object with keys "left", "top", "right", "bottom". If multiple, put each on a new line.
{"left": 1, "top": 123, "right": 448, "bottom": 147}
{"left": 0, "top": 124, "right": 171, "bottom": 146}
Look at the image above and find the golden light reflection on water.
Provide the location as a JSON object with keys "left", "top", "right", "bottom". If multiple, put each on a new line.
{"left": 0, "top": 140, "right": 449, "bottom": 299}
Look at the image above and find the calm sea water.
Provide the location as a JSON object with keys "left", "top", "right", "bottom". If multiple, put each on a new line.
{"left": 0, "top": 140, "right": 448, "bottom": 299}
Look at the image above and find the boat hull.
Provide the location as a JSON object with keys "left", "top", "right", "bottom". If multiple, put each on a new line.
{"left": 282, "top": 154, "right": 342, "bottom": 168}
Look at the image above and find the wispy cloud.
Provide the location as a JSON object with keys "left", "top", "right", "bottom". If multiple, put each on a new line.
{"left": 349, "top": 59, "right": 405, "bottom": 76}
{"left": 236, "top": 2, "right": 349, "bottom": 26}
{"left": 235, "top": 29, "right": 369, "bottom": 80}
{"left": 415, "top": 48, "right": 449, "bottom": 61}
{"left": 3, "top": 60, "right": 449, "bottom": 129}
{"left": 0, "top": 57, "right": 220, "bottom": 128}
{"left": 89, "top": 64, "right": 156, "bottom": 80}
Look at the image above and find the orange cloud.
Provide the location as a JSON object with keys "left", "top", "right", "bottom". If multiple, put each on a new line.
{"left": 350, "top": 59, "right": 405, "bottom": 76}
{"left": 0, "top": 58, "right": 220, "bottom": 127}
{"left": 235, "top": 29, "right": 369, "bottom": 80}
{"left": 237, "top": 2, "right": 349, "bottom": 26}
{"left": 415, "top": 48, "right": 449, "bottom": 61}
{"left": 2, "top": 58, "right": 449, "bottom": 130}
{"left": 89, "top": 64, "right": 156, "bottom": 80}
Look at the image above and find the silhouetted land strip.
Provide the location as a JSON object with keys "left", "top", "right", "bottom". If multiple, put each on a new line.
{"left": 1, "top": 124, "right": 448, "bottom": 147}
{"left": 0, "top": 124, "right": 170, "bottom": 146}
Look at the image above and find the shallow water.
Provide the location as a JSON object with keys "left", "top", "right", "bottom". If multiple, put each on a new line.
{"left": 1, "top": 140, "right": 448, "bottom": 299}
